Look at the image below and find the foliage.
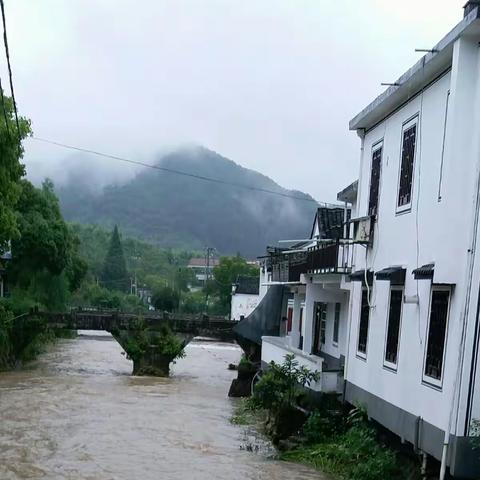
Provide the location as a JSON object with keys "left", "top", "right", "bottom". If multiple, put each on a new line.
{"left": 118, "top": 320, "right": 185, "bottom": 364}
{"left": 206, "top": 255, "right": 259, "bottom": 311}
{"left": 101, "top": 225, "right": 129, "bottom": 292}
{"left": 230, "top": 398, "right": 261, "bottom": 426}
{"left": 70, "top": 281, "right": 146, "bottom": 311}
{"left": 303, "top": 409, "right": 345, "bottom": 444}
{"left": 250, "top": 354, "right": 319, "bottom": 414}
{"left": 0, "top": 301, "right": 57, "bottom": 369}
{"left": 56, "top": 147, "right": 318, "bottom": 257}
{"left": 282, "top": 422, "right": 399, "bottom": 480}
{"left": 7, "top": 180, "right": 87, "bottom": 311}
{"left": 152, "top": 285, "right": 180, "bottom": 312}
{"left": 0, "top": 92, "right": 31, "bottom": 252}
{"left": 180, "top": 290, "right": 205, "bottom": 314}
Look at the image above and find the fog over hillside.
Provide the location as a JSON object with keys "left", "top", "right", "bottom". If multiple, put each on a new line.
{"left": 47, "top": 146, "right": 318, "bottom": 257}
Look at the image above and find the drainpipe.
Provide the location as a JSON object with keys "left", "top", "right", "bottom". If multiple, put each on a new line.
{"left": 439, "top": 37, "right": 480, "bottom": 480}
{"left": 343, "top": 129, "right": 365, "bottom": 402}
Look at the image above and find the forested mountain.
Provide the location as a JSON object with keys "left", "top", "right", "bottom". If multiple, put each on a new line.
{"left": 56, "top": 147, "right": 317, "bottom": 257}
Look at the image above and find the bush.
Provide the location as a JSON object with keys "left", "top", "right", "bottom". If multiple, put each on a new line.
{"left": 303, "top": 410, "right": 345, "bottom": 443}
{"left": 251, "top": 354, "right": 319, "bottom": 414}
{"left": 283, "top": 422, "right": 399, "bottom": 480}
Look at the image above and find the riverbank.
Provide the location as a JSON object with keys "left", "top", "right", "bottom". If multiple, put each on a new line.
{"left": 231, "top": 393, "right": 422, "bottom": 480}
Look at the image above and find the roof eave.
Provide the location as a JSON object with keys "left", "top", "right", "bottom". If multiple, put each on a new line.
{"left": 349, "top": 7, "right": 480, "bottom": 132}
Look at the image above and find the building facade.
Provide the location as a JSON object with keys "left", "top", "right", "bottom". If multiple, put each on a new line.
{"left": 260, "top": 198, "right": 356, "bottom": 395}
{"left": 230, "top": 275, "right": 260, "bottom": 321}
{"left": 345, "top": 4, "right": 480, "bottom": 477}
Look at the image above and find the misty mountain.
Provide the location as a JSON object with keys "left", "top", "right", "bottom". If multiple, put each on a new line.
{"left": 56, "top": 147, "right": 317, "bottom": 257}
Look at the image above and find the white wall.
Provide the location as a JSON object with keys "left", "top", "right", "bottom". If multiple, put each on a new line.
{"left": 346, "top": 35, "right": 480, "bottom": 436}
{"left": 230, "top": 293, "right": 259, "bottom": 321}
{"left": 262, "top": 336, "right": 338, "bottom": 392}
{"left": 302, "top": 282, "right": 349, "bottom": 359}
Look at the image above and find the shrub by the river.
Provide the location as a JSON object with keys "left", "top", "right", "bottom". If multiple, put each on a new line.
{"left": 0, "top": 302, "right": 56, "bottom": 368}
{"left": 250, "top": 354, "right": 319, "bottom": 414}
{"left": 280, "top": 406, "right": 411, "bottom": 480}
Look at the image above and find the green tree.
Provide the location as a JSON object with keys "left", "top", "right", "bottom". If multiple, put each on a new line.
{"left": 152, "top": 285, "right": 180, "bottom": 312}
{"left": 7, "top": 179, "right": 87, "bottom": 311}
{"left": 206, "top": 255, "right": 258, "bottom": 310}
{"left": 0, "top": 92, "right": 31, "bottom": 252}
{"left": 101, "top": 225, "right": 129, "bottom": 292}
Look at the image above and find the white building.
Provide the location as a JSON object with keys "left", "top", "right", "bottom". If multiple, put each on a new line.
{"left": 230, "top": 275, "right": 260, "bottom": 321}
{"left": 261, "top": 198, "right": 356, "bottom": 395}
{"left": 344, "top": 3, "right": 480, "bottom": 477}
{"left": 187, "top": 257, "right": 220, "bottom": 283}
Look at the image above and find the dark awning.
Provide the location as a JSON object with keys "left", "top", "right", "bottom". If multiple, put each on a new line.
{"left": 412, "top": 263, "right": 434, "bottom": 280}
{"left": 375, "top": 267, "right": 406, "bottom": 285}
{"left": 350, "top": 269, "right": 373, "bottom": 285}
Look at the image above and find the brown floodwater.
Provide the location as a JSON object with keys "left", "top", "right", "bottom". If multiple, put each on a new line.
{"left": 0, "top": 332, "right": 326, "bottom": 480}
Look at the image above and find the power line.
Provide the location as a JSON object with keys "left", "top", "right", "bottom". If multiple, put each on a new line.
{"left": 30, "top": 136, "right": 321, "bottom": 204}
{"left": 0, "top": 0, "right": 20, "bottom": 140}
{"left": 0, "top": 75, "right": 9, "bottom": 135}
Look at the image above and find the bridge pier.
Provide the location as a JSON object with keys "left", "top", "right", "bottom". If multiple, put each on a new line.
{"left": 132, "top": 348, "right": 174, "bottom": 377}
{"left": 112, "top": 328, "right": 190, "bottom": 377}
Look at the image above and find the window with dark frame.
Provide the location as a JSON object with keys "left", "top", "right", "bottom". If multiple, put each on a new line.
{"left": 312, "top": 302, "right": 327, "bottom": 355}
{"left": 385, "top": 289, "right": 403, "bottom": 365}
{"left": 424, "top": 289, "right": 450, "bottom": 382}
{"left": 368, "top": 146, "right": 382, "bottom": 216}
{"left": 398, "top": 123, "right": 417, "bottom": 208}
{"left": 320, "top": 305, "right": 327, "bottom": 345}
{"left": 357, "top": 290, "right": 370, "bottom": 355}
{"left": 333, "top": 302, "right": 340, "bottom": 345}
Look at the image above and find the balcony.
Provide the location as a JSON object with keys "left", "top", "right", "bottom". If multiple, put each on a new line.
{"left": 269, "top": 242, "right": 352, "bottom": 283}
{"left": 307, "top": 241, "right": 352, "bottom": 275}
{"left": 261, "top": 336, "right": 342, "bottom": 393}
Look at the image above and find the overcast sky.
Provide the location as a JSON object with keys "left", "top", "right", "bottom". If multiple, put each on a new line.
{"left": 0, "top": 0, "right": 466, "bottom": 202}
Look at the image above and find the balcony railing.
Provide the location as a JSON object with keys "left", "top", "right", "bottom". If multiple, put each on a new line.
{"left": 269, "top": 241, "right": 352, "bottom": 282}
{"left": 307, "top": 241, "right": 352, "bottom": 274}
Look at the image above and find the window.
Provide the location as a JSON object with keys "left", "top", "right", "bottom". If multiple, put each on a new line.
{"left": 368, "top": 145, "right": 382, "bottom": 216}
{"left": 333, "top": 302, "right": 340, "bottom": 345}
{"left": 357, "top": 289, "right": 370, "bottom": 356}
{"left": 384, "top": 288, "right": 403, "bottom": 368}
{"left": 424, "top": 288, "right": 450, "bottom": 385}
{"left": 312, "top": 302, "right": 327, "bottom": 355}
{"left": 397, "top": 119, "right": 418, "bottom": 210}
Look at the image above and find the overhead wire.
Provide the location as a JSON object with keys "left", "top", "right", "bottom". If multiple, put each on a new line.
{"left": 30, "top": 136, "right": 323, "bottom": 205}
{"left": 0, "top": 0, "right": 20, "bottom": 141}
{"left": 0, "top": 74, "right": 9, "bottom": 134}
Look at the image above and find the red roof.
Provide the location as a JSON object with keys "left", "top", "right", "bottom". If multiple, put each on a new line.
{"left": 187, "top": 257, "right": 220, "bottom": 267}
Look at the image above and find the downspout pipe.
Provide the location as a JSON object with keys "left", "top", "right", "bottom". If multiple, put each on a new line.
{"left": 343, "top": 129, "right": 365, "bottom": 403}
{"left": 439, "top": 92, "right": 480, "bottom": 480}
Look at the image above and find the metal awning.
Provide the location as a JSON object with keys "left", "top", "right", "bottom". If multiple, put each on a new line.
{"left": 375, "top": 267, "right": 406, "bottom": 285}
{"left": 349, "top": 269, "right": 373, "bottom": 285}
{"left": 412, "top": 263, "right": 435, "bottom": 280}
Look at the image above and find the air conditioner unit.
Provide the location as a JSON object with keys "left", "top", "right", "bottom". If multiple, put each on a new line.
{"left": 353, "top": 216, "right": 372, "bottom": 244}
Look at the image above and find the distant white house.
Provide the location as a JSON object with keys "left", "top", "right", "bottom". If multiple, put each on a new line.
{"left": 230, "top": 275, "right": 260, "bottom": 321}
{"left": 187, "top": 257, "right": 220, "bottom": 283}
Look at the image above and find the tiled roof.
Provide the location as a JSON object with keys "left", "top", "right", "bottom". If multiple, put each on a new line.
{"left": 234, "top": 275, "right": 259, "bottom": 295}
{"left": 187, "top": 257, "right": 220, "bottom": 267}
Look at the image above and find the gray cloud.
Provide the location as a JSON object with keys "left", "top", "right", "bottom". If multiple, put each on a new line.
{"left": 0, "top": 0, "right": 464, "bottom": 201}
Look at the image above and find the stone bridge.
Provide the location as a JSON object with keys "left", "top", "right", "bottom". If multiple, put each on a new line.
{"left": 36, "top": 309, "right": 237, "bottom": 376}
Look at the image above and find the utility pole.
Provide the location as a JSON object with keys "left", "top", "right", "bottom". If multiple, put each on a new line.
{"left": 204, "top": 247, "right": 215, "bottom": 313}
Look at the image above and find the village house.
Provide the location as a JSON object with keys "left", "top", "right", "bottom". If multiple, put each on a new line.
{"left": 343, "top": 2, "right": 480, "bottom": 477}
{"left": 255, "top": 3, "right": 480, "bottom": 477}
{"left": 187, "top": 257, "right": 220, "bottom": 285}
{"left": 260, "top": 197, "right": 355, "bottom": 395}
{"left": 230, "top": 275, "right": 260, "bottom": 321}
